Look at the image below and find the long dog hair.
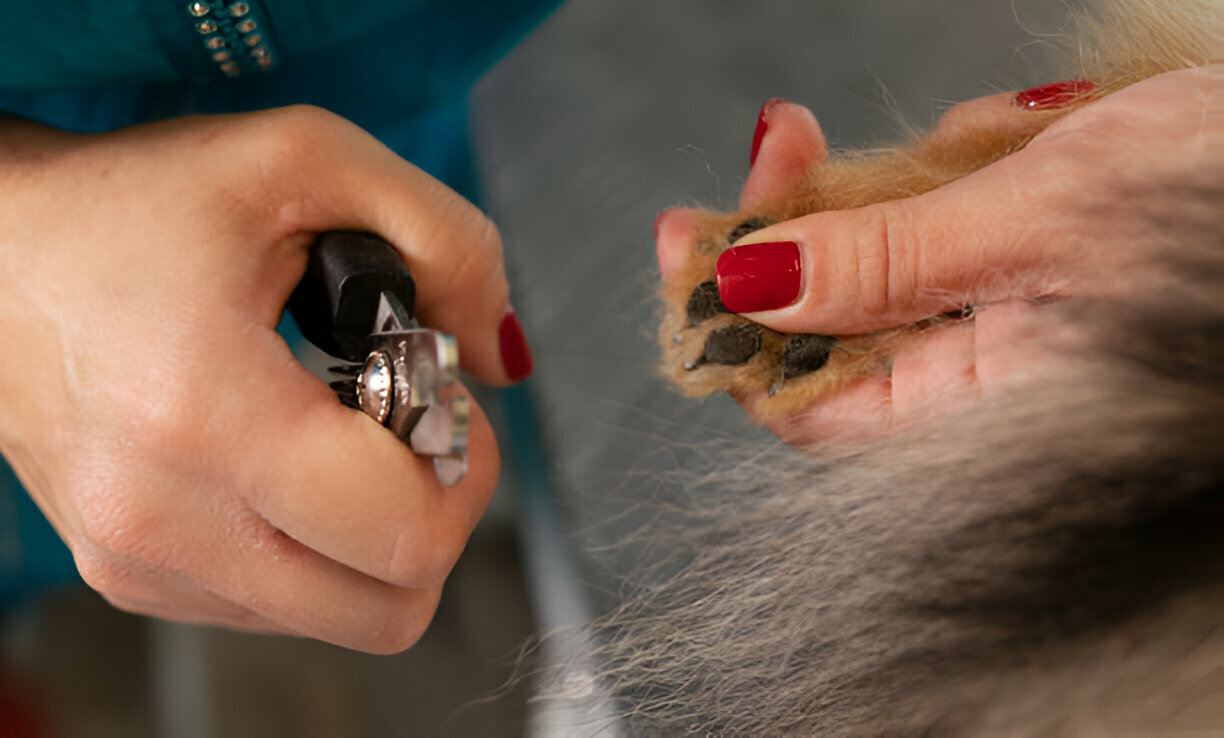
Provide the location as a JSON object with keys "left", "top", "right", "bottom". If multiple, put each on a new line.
{"left": 549, "top": 2, "right": 1224, "bottom": 734}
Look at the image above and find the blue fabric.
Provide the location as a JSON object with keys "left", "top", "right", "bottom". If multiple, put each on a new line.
{"left": 0, "top": 461, "right": 81, "bottom": 610}
{"left": 0, "top": 0, "right": 559, "bottom": 609}
{"left": 0, "top": 0, "right": 558, "bottom": 92}
{"left": 0, "top": 0, "right": 562, "bottom": 137}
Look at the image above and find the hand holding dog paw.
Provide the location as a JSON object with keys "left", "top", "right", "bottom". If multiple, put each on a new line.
{"left": 657, "top": 65, "right": 1223, "bottom": 444}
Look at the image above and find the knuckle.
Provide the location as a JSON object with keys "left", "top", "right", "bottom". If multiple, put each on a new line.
{"left": 245, "top": 104, "right": 344, "bottom": 176}
{"left": 467, "top": 207, "right": 504, "bottom": 253}
{"left": 429, "top": 202, "right": 505, "bottom": 289}
{"left": 853, "top": 209, "right": 893, "bottom": 315}
{"left": 111, "top": 371, "right": 212, "bottom": 460}
{"left": 98, "top": 593, "right": 142, "bottom": 616}
{"left": 131, "top": 406, "right": 197, "bottom": 456}
{"left": 456, "top": 230, "right": 504, "bottom": 296}
{"left": 74, "top": 548, "right": 137, "bottom": 599}
{"left": 265, "top": 103, "right": 341, "bottom": 135}
{"left": 66, "top": 460, "right": 168, "bottom": 563}
{"left": 105, "top": 421, "right": 202, "bottom": 495}
{"left": 931, "top": 95, "right": 998, "bottom": 140}
{"left": 409, "top": 202, "right": 507, "bottom": 331}
{"left": 383, "top": 524, "right": 462, "bottom": 588}
{"left": 366, "top": 593, "right": 439, "bottom": 654}
{"left": 877, "top": 206, "right": 922, "bottom": 315}
{"left": 75, "top": 498, "right": 160, "bottom": 561}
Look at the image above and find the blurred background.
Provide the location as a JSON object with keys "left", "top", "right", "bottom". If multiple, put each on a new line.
{"left": 1, "top": 1, "right": 1070, "bottom": 735}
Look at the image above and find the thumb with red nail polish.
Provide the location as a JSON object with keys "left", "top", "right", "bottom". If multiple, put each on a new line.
{"left": 716, "top": 241, "right": 802, "bottom": 314}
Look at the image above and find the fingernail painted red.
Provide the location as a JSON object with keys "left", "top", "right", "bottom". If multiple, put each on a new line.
{"left": 716, "top": 241, "right": 802, "bottom": 313}
{"left": 499, "top": 310, "right": 533, "bottom": 382}
{"left": 749, "top": 103, "right": 769, "bottom": 167}
{"left": 1014, "top": 80, "right": 1097, "bottom": 110}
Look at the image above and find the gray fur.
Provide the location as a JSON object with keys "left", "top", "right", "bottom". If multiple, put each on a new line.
{"left": 555, "top": 175, "right": 1224, "bottom": 734}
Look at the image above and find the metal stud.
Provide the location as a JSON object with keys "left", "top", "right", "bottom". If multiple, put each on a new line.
{"left": 256, "top": 55, "right": 274, "bottom": 69}
{"left": 187, "top": 2, "right": 211, "bottom": 17}
{"left": 204, "top": 36, "right": 226, "bottom": 50}
{"left": 220, "top": 60, "right": 241, "bottom": 76}
{"left": 249, "top": 45, "right": 269, "bottom": 59}
{"left": 195, "top": 20, "right": 218, "bottom": 33}
{"left": 356, "top": 351, "right": 394, "bottom": 425}
{"left": 244, "top": 33, "right": 263, "bottom": 46}
{"left": 228, "top": 2, "right": 250, "bottom": 17}
{"left": 212, "top": 50, "right": 232, "bottom": 62}
{"left": 235, "top": 18, "right": 257, "bottom": 33}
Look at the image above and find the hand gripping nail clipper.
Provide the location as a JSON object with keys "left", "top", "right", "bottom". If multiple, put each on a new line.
{"left": 289, "top": 232, "right": 469, "bottom": 486}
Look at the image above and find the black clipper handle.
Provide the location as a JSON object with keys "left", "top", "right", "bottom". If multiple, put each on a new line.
{"left": 288, "top": 231, "right": 417, "bottom": 361}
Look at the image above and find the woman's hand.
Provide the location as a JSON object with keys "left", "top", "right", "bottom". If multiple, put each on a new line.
{"left": 657, "top": 65, "right": 1223, "bottom": 445}
{"left": 0, "top": 105, "right": 529, "bottom": 652}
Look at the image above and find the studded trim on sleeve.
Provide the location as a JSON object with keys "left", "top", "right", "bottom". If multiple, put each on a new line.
{"left": 185, "top": 1, "right": 278, "bottom": 77}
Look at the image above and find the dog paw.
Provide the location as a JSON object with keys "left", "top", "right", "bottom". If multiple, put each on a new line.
{"left": 657, "top": 96, "right": 1070, "bottom": 418}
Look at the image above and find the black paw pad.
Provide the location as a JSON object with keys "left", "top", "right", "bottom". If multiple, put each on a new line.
{"left": 686, "top": 281, "right": 728, "bottom": 326}
{"left": 782, "top": 334, "right": 835, "bottom": 378}
{"left": 727, "top": 217, "right": 773, "bottom": 244}
{"left": 704, "top": 324, "right": 763, "bottom": 365}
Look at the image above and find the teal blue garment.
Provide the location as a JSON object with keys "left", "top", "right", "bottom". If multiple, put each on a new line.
{"left": 0, "top": 0, "right": 560, "bottom": 150}
{"left": 0, "top": 462, "right": 80, "bottom": 610}
{"left": 0, "top": 0, "right": 560, "bottom": 610}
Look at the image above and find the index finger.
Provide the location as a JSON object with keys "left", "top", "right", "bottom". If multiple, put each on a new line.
{"left": 233, "top": 353, "right": 500, "bottom": 590}
{"left": 244, "top": 105, "right": 531, "bottom": 386}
